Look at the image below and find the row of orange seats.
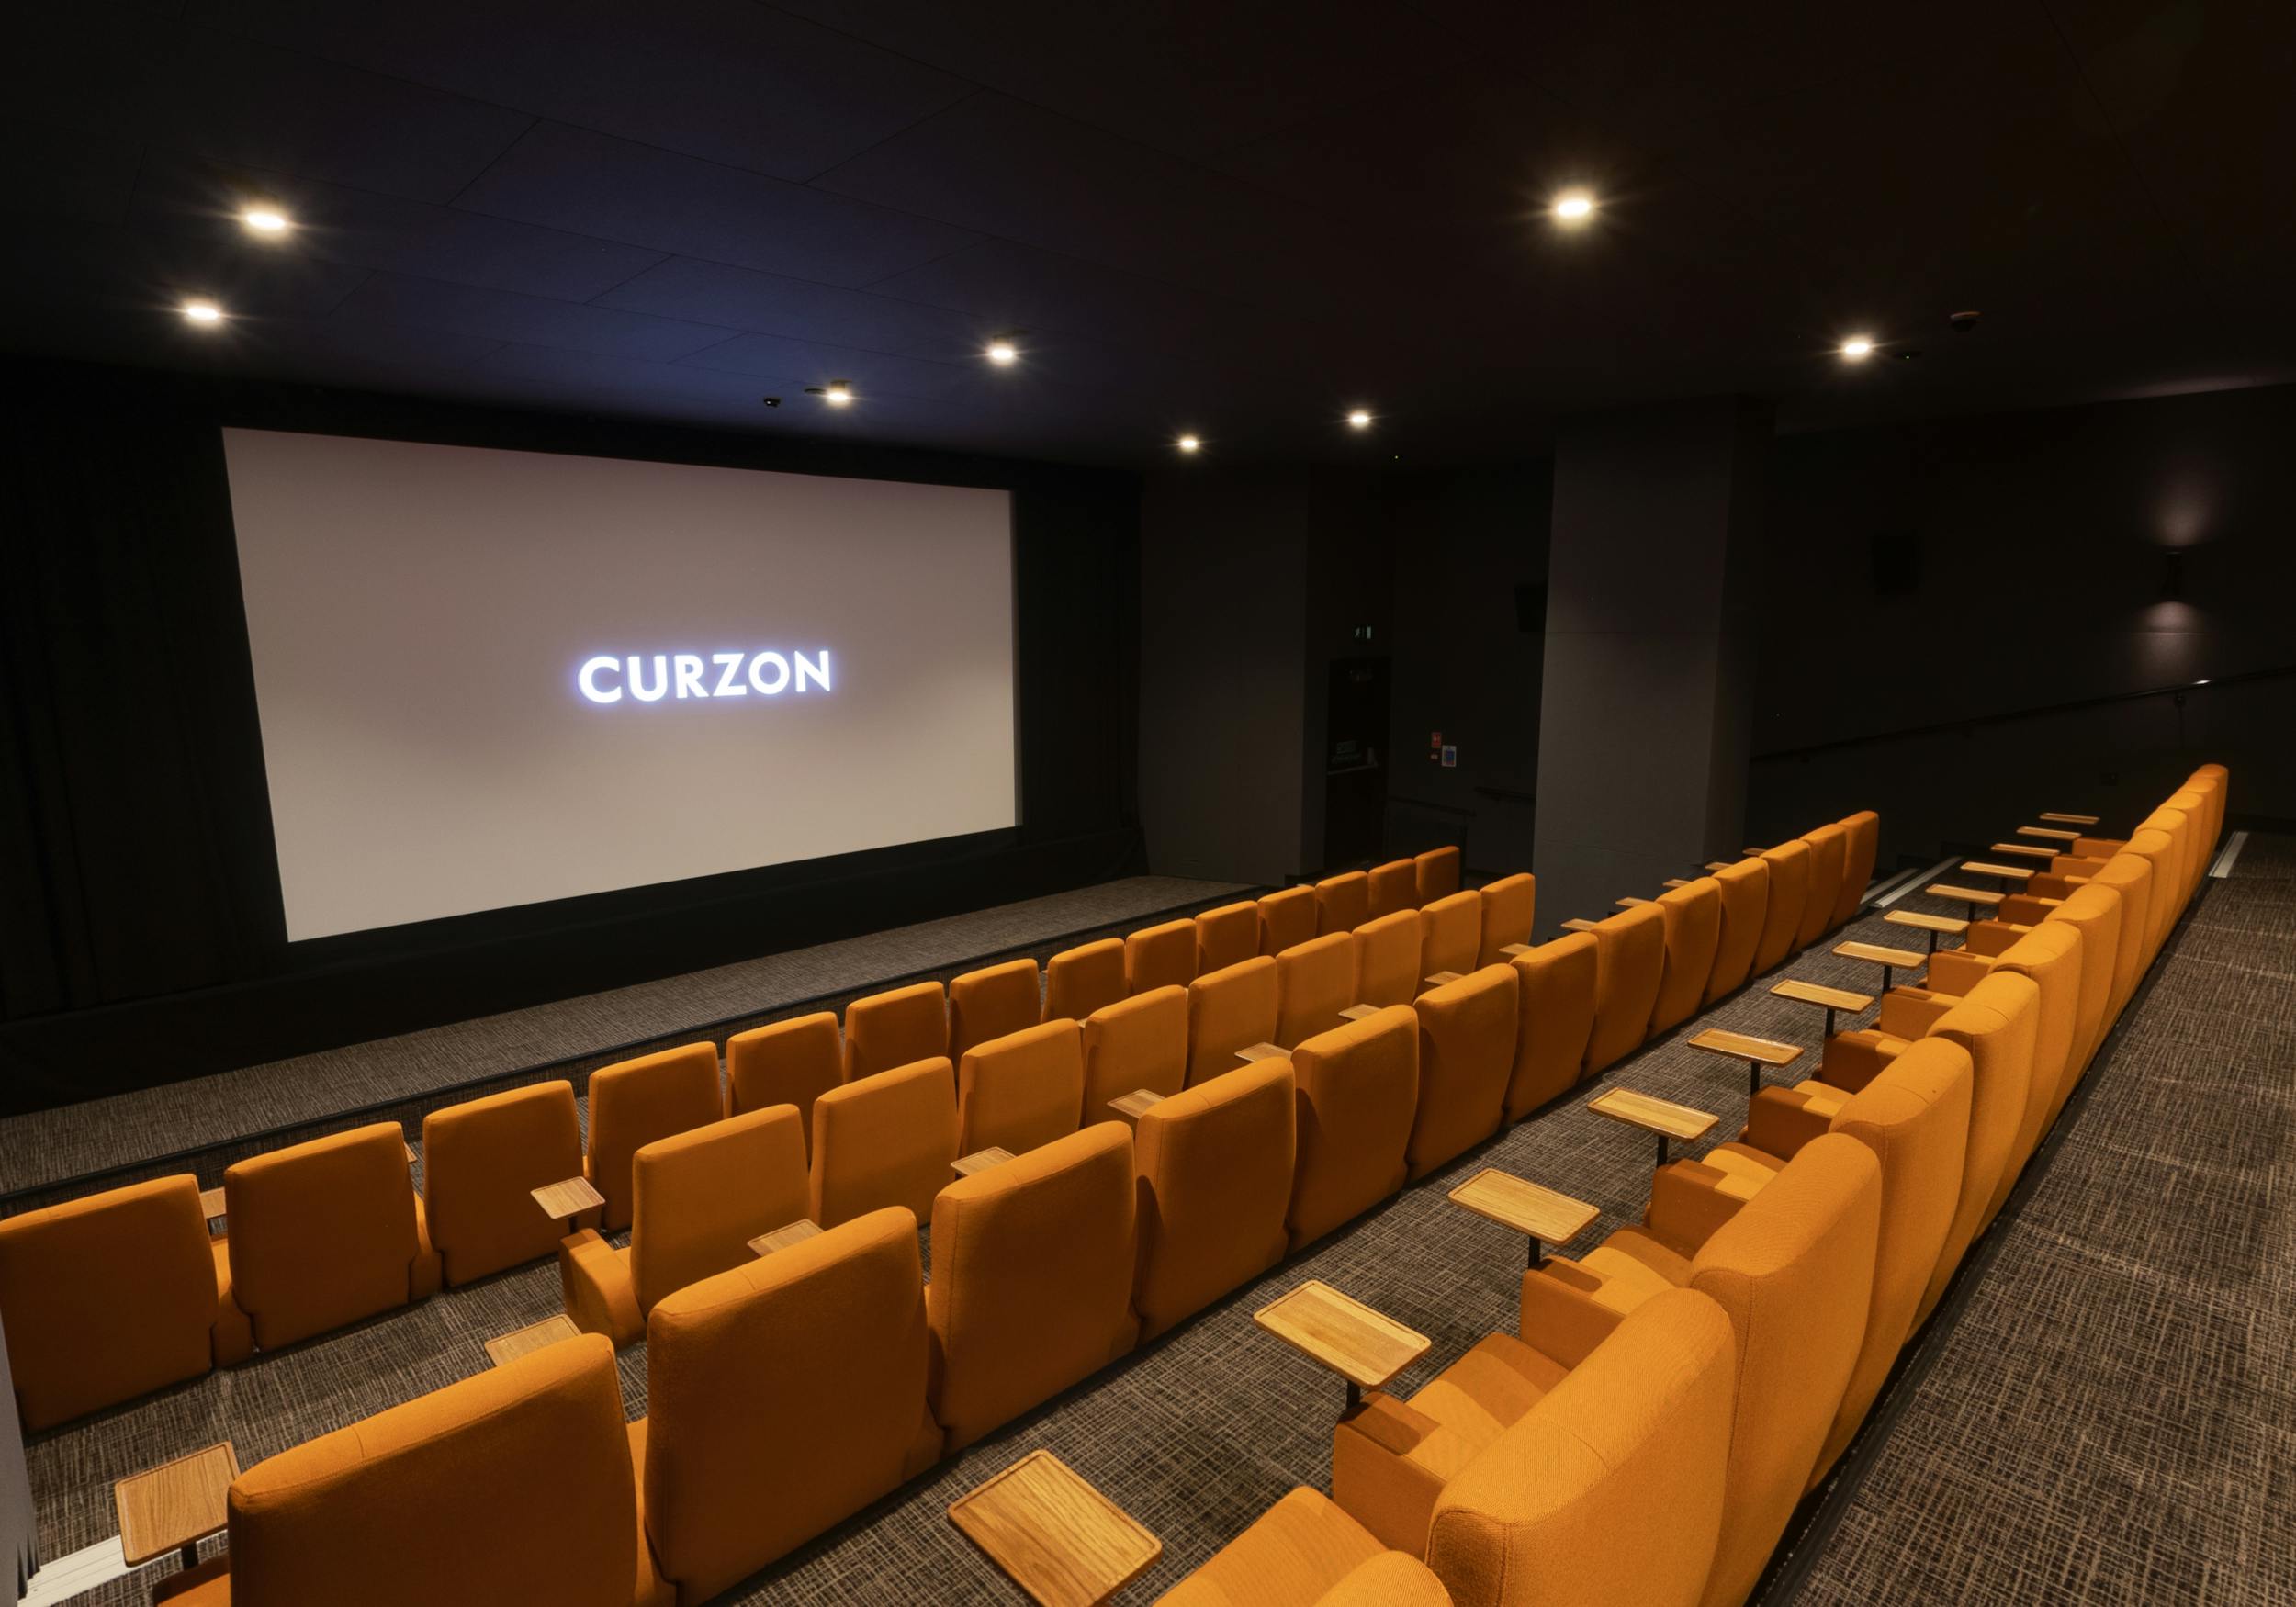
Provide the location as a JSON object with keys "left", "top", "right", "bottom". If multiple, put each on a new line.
{"left": 1161, "top": 767, "right": 2225, "bottom": 1605}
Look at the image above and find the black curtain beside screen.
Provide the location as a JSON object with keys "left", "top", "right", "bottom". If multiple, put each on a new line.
{"left": 0, "top": 399, "right": 277, "bottom": 1024}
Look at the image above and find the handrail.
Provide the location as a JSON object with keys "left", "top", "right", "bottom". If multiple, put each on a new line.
{"left": 1387, "top": 793, "right": 1477, "bottom": 819}
{"left": 1752, "top": 664, "right": 2293, "bottom": 763}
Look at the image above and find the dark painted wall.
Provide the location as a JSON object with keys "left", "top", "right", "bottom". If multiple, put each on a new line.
{"left": 0, "top": 360, "right": 1142, "bottom": 1113}
{"left": 1747, "top": 382, "right": 2296, "bottom": 863}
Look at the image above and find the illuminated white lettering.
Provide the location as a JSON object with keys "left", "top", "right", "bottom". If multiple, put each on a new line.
{"left": 795, "top": 649, "right": 832, "bottom": 692}
{"left": 711, "top": 652, "right": 748, "bottom": 696}
{"left": 672, "top": 653, "right": 707, "bottom": 699}
{"left": 577, "top": 656, "right": 623, "bottom": 703}
{"left": 627, "top": 655, "right": 669, "bottom": 702}
{"left": 748, "top": 651, "right": 790, "bottom": 695}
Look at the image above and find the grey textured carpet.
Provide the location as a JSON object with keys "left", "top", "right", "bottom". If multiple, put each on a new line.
{"left": 0, "top": 877, "right": 1247, "bottom": 1207}
{"left": 22, "top": 848, "right": 2280, "bottom": 1604}
{"left": 1781, "top": 834, "right": 2296, "bottom": 1607}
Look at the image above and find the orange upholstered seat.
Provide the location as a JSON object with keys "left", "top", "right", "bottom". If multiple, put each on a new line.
{"left": 928, "top": 1124, "right": 1139, "bottom": 1451}
{"left": 1315, "top": 871, "right": 1373, "bottom": 937}
{"left": 1131, "top": 1060, "right": 1295, "bottom": 1339}
{"left": 1407, "top": 965, "right": 1518, "bottom": 1180}
{"left": 224, "top": 1123, "right": 439, "bottom": 1352}
{"left": 1418, "top": 890, "right": 1483, "bottom": 981}
{"left": 1581, "top": 902, "right": 1667, "bottom": 1076}
{"left": 957, "top": 1019, "right": 1085, "bottom": 1155}
{"left": 1047, "top": 937, "right": 1125, "bottom": 1024}
{"left": 1186, "top": 958, "right": 1280, "bottom": 1084}
{"left": 636, "top": 1208, "right": 941, "bottom": 1603}
{"left": 1646, "top": 1038, "right": 1972, "bottom": 1483}
{"left": 1258, "top": 885, "right": 1321, "bottom": 957}
{"left": 562, "top": 1106, "right": 810, "bottom": 1346}
{"left": 1475, "top": 872, "right": 1536, "bottom": 966}
{"left": 585, "top": 1044, "right": 726, "bottom": 1233}
{"left": 1415, "top": 846, "right": 1462, "bottom": 905}
{"left": 1195, "top": 900, "right": 1261, "bottom": 975}
{"left": 1750, "top": 839, "right": 1810, "bottom": 973}
{"left": 725, "top": 1013, "right": 843, "bottom": 1154}
{"left": 1503, "top": 932, "right": 1596, "bottom": 1119}
{"left": 1368, "top": 858, "right": 1420, "bottom": 920}
{"left": 1518, "top": 1135, "right": 1880, "bottom": 1607}
{"left": 179, "top": 1332, "right": 665, "bottom": 1607}
{"left": 1353, "top": 908, "right": 1424, "bottom": 1009}
{"left": 1649, "top": 878, "right": 1722, "bottom": 1035}
{"left": 1276, "top": 932, "right": 1358, "bottom": 1049}
{"left": 1833, "top": 810, "right": 1880, "bottom": 930}
{"left": 1329, "top": 1284, "right": 1737, "bottom": 1585}
{"left": 0, "top": 1175, "right": 246, "bottom": 1431}
{"left": 423, "top": 1080, "right": 591, "bottom": 1287}
{"left": 1127, "top": 919, "right": 1200, "bottom": 995}
{"left": 1286, "top": 1006, "right": 1418, "bottom": 1252}
{"left": 1045, "top": 938, "right": 1129, "bottom": 1023}
{"left": 2123, "top": 826, "right": 2183, "bottom": 960}
{"left": 1704, "top": 856, "right": 1770, "bottom": 1005}
{"left": 2041, "top": 882, "right": 2122, "bottom": 1087}
{"left": 1928, "top": 926, "right": 2083, "bottom": 1221}
{"left": 2084, "top": 851, "right": 2155, "bottom": 1017}
{"left": 808, "top": 1058, "right": 959, "bottom": 1229}
{"left": 843, "top": 982, "right": 949, "bottom": 1081}
{"left": 1795, "top": 822, "right": 1847, "bottom": 952}
{"left": 948, "top": 959, "right": 1043, "bottom": 1064}
{"left": 1156, "top": 1488, "right": 1449, "bottom": 1607}
{"left": 1081, "top": 986, "right": 1188, "bottom": 1119}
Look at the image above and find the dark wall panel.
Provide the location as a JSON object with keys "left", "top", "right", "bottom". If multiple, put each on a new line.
{"left": 0, "top": 359, "right": 1140, "bottom": 1113}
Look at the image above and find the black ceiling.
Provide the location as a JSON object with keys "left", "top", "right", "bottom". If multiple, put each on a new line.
{"left": 4, "top": 0, "right": 2290, "bottom": 466}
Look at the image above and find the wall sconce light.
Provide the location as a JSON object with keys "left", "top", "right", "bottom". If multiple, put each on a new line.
{"left": 2159, "top": 549, "right": 2185, "bottom": 601}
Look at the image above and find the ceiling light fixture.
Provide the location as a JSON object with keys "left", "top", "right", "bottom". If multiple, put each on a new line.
{"left": 1346, "top": 409, "right": 1372, "bottom": 429}
{"left": 1552, "top": 190, "right": 1596, "bottom": 223}
{"left": 1840, "top": 335, "right": 1875, "bottom": 360}
{"left": 181, "top": 299, "right": 225, "bottom": 326}
{"left": 1176, "top": 434, "right": 1201, "bottom": 454}
{"left": 805, "top": 381, "right": 854, "bottom": 406}
{"left": 985, "top": 339, "right": 1018, "bottom": 365}
{"left": 240, "top": 206, "right": 291, "bottom": 237}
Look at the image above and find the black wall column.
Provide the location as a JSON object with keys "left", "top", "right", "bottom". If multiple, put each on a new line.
{"left": 1533, "top": 399, "right": 1771, "bottom": 929}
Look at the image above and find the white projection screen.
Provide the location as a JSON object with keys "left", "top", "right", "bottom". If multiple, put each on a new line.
{"left": 221, "top": 428, "right": 1018, "bottom": 941}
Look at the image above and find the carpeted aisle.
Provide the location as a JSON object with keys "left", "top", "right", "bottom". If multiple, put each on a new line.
{"left": 1783, "top": 833, "right": 2296, "bottom": 1606}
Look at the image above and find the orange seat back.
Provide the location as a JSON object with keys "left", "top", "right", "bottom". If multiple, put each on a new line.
{"left": 726, "top": 1012, "right": 843, "bottom": 1153}
{"left": 1795, "top": 822, "right": 1847, "bottom": 952}
{"left": 1914, "top": 972, "right": 2038, "bottom": 1325}
{"left": 1649, "top": 878, "right": 1722, "bottom": 1035}
{"left": 1351, "top": 909, "right": 1423, "bottom": 1009}
{"left": 2043, "top": 882, "right": 2122, "bottom": 1082}
{"left": 1125, "top": 919, "right": 1199, "bottom": 995}
{"left": 948, "top": 960, "right": 1042, "bottom": 1064}
{"left": 1418, "top": 891, "right": 1482, "bottom": 979}
{"left": 843, "top": 982, "right": 948, "bottom": 1082}
{"left": 1080, "top": 987, "right": 1187, "bottom": 1119}
{"left": 1582, "top": 903, "right": 1667, "bottom": 1076}
{"left": 1413, "top": 846, "right": 1462, "bottom": 905}
{"left": 2085, "top": 852, "right": 2154, "bottom": 1017}
{"left": 1184, "top": 958, "right": 1279, "bottom": 1085}
{"left": 1475, "top": 873, "right": 1536, "bottom": 966}
{"left": 1407, "top": 966, "right": 1517, "bottom": 1180}
{"left": 1705, "top": 856, "right": 1771, "bottom": 1004}
{"left": 1257, "top": 885, "right": 1320, "bottom": 956}
{"left": 1287, "top": 1007, "right": 1417, "bottom": 1253}
{"left": 1367, "top": 859, "right": 1419, "bottom": 920}
{"left": 929, "top": 1125, "right": 1139, "bottom": 1451}
{"left": 1045, "top": 938, "right": 1127, "bottom": 1024}
{"left": 957, "top": 1019, "right": 1085, "bottom": 1155}
{"left": 1132, "top": 1061, "right": 1295, "bottom": 1339}
{"left": 1974, "top": 924, "right": 2082, "bottom": 1224}
{"left": 1833, "top": 810, "right": 1880, "bottom": 929}
{"left": 643, "top": 1209, "right": 940, "bottom": 1601}
{"left": 1193, "top": 901, "right": 1260, "bottom": 975}
{"left": 0, "top": 1176, "right": 219, "bottom": 1431}
{"left": 1504, "top": 932, "right": 1597, "bottom": 1118}
{"left": 226, "top": 1123, "right": 431, "bottom": 1351}
{"left": 631, "top": 1106, "right": 809, "bottom": 1317}
{"left": 223, "top": 1334, "right": 636, "bottom": 1607}
{"left": 1750, "top": 839, "right": 1810, "bottom": 973}
{"left": 808, "top": 1058, "right": 958, "bottom": 1230}
{"left": 423, "top": 1081, "right": 585, "bottom": 1287}
{"left": 586, "top": 1043, "right": 725, "bottom": 1232}
{"left": 1314, "top": 872, "right": 1372, "bottom": 937}
{"left": 1275, "top": 933, "right": 1357, "bottom": 1049}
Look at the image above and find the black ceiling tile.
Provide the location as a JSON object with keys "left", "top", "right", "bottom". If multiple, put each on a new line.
{"left": 472, "top": 342, "right": 799, "bottom": 409}
{"left": 0, "top": 118, "right": 147, "bottom": 230}
{"left": 142, "top": 25, "right": 535, "bottom": 204}
{"left": 191, "top": 0, "right": 975, "bottom": 181}
{"left": 452, "top": 121, "right": 984, "bottom": 288}
{"left": 246, "top": 314, "right": 511, "bottom": 375}
{"left": 591, "top": 257, "right": 985, "bottom": 353}
{"left": 332, "top": 272, "right": 736, "bottom": 362}
{"left": 673, "top": 331, "right": 982, "bottom": 402}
